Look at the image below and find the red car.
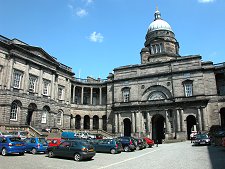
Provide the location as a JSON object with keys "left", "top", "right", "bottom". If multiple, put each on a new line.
{"left": 47, "top": 138, "right": 64, "bottom": 147}
{"left": 143, "top": 137, "right": 154, "bottom": 148}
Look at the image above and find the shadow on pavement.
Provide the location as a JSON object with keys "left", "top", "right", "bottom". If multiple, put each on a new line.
{"left": 207, "top": 145, "right": 225, "bottom": 169}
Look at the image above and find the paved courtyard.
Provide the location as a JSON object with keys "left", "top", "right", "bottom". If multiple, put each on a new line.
{"left": 0, "top": 141, "right": 225, "bottom": 169}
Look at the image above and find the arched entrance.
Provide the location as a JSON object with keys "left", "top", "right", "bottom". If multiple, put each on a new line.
{"left": 26, "top": 103, "right": 37, "bottom": 126}
{"left": 93, "top": 115, "right": 99, "bottom": 130}
{"left": 102, "top": 115, "right": 107, "bottom": 131}
{"left": 123, "top": 118, "right": 131, "bottom": 137}
{"left": 152, "top": 114, "right": 165, "bottom": 144}
{"left": 186, "top": 115, "right": 197, "bottom": 140}
{"left": 75, "top": 115, "right": 81, "bottom": 129}
{"left": 220, "top": 108, "right": 225, "bottom": 129}
{"left": 84, "top": 115, "right": 90, "bottom": 129}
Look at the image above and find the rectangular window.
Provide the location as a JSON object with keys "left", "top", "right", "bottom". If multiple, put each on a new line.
{"left": 43, "top": 80, "right": 50, "bottom": 95}
{"left": 41, "top": 112, "right": 47, "bottom": 123}
{"left": 13, "top": 70, "right": 23, "bottom": 88}
{"left": 29, "top": 75, "right": 37, "bottom": 92}
{"left": 184, "top": 83, "right": 193, "bottom": 97}
{"left": 58, "top": 86, "right": 64, "bottom": 100}
{"left": 123, "top": 90, "right": 130, "bottom": 102}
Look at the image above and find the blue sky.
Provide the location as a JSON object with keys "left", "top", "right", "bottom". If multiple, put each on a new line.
{"left": 0, "top": 0, "right": 225, "bottom": 79}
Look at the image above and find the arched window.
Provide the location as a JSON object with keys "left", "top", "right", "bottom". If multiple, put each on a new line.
{"left": 148, "top": 91, "right": 166, "bottom": 100}
{"left": 41, "top": 108, "right": 48, "bottom": 124}
{"left": 122, "top": 87, "right": 130, "bottom": 102}
{"left": 57, "top": 110, "right": 63, "bottom": 125}
{"left": 10, "top": 102, "right": 18, "bottom": 121}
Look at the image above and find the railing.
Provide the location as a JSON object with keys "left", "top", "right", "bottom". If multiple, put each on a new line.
{"left": 0, "top": 35, "right": 10, "bottom": 44}
{"left": 74, "top": 78, "right": 107, "bottom": 83}
{"left": 59, "top": 62, "right": 73, "bottom": 72}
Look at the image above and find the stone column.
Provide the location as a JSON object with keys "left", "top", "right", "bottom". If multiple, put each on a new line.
{"left": 180, "top": 109, "right": 185, "bottom": 132}
{"left": 81, "top": 117, "right": 84, "bottom": 130}
{"left": 136, "top": 111, "right": 141, "bottom": 135}
{"left": 23, "top": 63, "right": 29, "bottom": 93}
{"left": 90, "top": 118, "right": 93, "bottom": 130}
{"left": 118, "top": 113, "right": 122, "bottom": 134}
{"left": 99, "top": 87, "right": 102, "bottom": 105}
{"left": 165, "top": 110, "right": 171, "bottom": 133}
{"left": 115, "top": 113, "right": 118, "bottom": 133}
{"left": 90, "top": 87, "right": 93, "bottom": 105}
{"left": 176, "top": 109, "right": 181, "bottom": 132}
{"left": 38, "top": 69, "right": 43, "bottom": 96}
{"left": 197, "top": 108, "right": 202, "bottom": 131}
{"left": 6, "top": 57, "right": 14, "bottom": 90}
{"left": 72, "top": 85, "right": 76, "bottom": 103}
{"left": 99, "top": 118, "right": 103, "bottom": 130}
{"left": 201, "top": 107, "right": 208, "bottom": 131}
{"left": 132, "top": 112, "right": 136, "bottom": 133}
{"left": 51, "top": 73, "right": 55, "bottom": 99}
{"left": 67, "top": 79, "right": 71, "bottom": 104}
{"left": 81, "top": 87, "right": 84, "bottom": 104}
{"left": 71, "top": 117, "right": 75, "bottom": 129}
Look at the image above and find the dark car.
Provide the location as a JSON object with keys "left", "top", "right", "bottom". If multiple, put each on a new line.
{"left": 117, "top": 137, "right": 136, "bottom": 152}
{"left": 134, "top": 138, "right": 146, "bottom": 150}
{"left": 90, "top": 139, "right": 122, "bottom": 154}
{"left": 193, "top": 134, "right": 211, "bottom": 146}
{"left": 0, "top": 136, "right": 25, "bottom": 156}
{"left": 47, "top": 140, "right": 96, "bottom": 161}
{"left": 24, "top": 137, "right": 48, "bottom": 154}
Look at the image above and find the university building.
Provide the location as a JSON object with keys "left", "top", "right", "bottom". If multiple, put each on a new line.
{"left": 0, "top": 9, "right": 225, "bottom": 142}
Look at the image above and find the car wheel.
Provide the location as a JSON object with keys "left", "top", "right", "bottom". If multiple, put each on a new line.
{"left": 31, "top": 148, "right": 37, "bottom": 155}
{"left": 48, "top": 151, "right": 54, "bottom": 158}
{"left": 124, "top": 146, "right": 129, "bottom": 152}
{"left": 136, "top": 146, "right": 140, "bottom": 151}
{"left": 149, "top": 145, "right": 152, "bottom": 148}
{"left": 110, "top": 148, "right": 116, "bottom": 154}
{"left": 19, "top": 152, "right": 24, "bottom": 155}
{"left": 2, "top": 148, "right": 7, "bottom": 156}
{"left": 74, "top": 153, "right": 81, "bottom": 161}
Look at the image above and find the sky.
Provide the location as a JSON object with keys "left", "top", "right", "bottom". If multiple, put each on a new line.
{"left": 0, "top": 0, "right": 225, "bottom": 79}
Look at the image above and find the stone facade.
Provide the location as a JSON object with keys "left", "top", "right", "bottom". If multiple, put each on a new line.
{"left": 0, "top": 9, "right": 225, "bottom": 141}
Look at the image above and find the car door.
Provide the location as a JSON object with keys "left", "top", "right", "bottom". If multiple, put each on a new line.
{"left": 24, "top": 138, "right": 31, "bottom": 151}
{"left": 55, "top": 141, "right": 71, "bottom": 157}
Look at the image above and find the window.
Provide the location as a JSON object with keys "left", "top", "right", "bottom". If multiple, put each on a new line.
{"left": 122, "top": 88, "right": 130, "bottom": 102}
{"left": 29, "top": 75, "right": 37, "bottom": 92}
{"left": 10, "top": 102, "right": 18, "bottom": 121}
{"left": 13, "top": 70, "right": 23, "bottom": 88}
{"left": 43, "top": 80, "right": 50, "bottom": 95}
{"left": 58, "top": 86, "right": 64, "bottom": 100}
{"left": 41, "top": 108, "right": 48, "bottom": 123}
{"left": 182, "top": 80, "right": 193, "bottom": 97}
{"left": 57, "top": 110, "right": 63, "bottom": 125}
{"left": 148, "top": 91, "right": 166, "bottom": 100}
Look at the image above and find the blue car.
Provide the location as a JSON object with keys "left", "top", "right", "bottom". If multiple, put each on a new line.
{"left": 24, "top": 137, "right": 48, "bottom": 154}
{"left": 0, "top": 136, "right": 25, "bottom": 156}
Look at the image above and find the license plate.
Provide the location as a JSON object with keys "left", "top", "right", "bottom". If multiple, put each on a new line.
{"left": 200, "top": 142, "right": 205, "bottom": 144}
{"left": 89, "top": 149, "right": 94, "bottom": 152}
{"left": 16, "top": 144, "right": 22, "bottom": 146}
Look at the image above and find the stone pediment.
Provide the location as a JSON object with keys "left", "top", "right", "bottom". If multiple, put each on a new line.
{"left": 15, "top": 44, "right": 57, "bottom": 64}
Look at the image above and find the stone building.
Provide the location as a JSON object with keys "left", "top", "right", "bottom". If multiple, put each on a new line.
{"left": 0, "top": 9, "right": 225, "bottom": 142}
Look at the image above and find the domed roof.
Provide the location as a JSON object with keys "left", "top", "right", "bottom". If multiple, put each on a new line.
{"left": 148, "top": 9, "right": 173, "bottom": 33}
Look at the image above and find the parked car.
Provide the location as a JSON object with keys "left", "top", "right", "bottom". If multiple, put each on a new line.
{"left": 117, "top": 137, "right": 136, "bottom": 152}
{"left": 133, "top": 138, "right": 146, "bottom": 150}
{"left": 193, "top": 134, "right": 211, "bottom": 146}
{"left": 90, "top": 139, "right": 122, "bottom": 154}
{"left": 76, "top": 132, "right": 95, "bottom": 139}
{"left": 24, "top": 137, "right": 48, "bottom": 154}
{"left": 143, "top": 137, "right": 154, "bottom": 148}
{"left": 47, "top": 138, "right": 64, "bottom": 147}
{"left": 47, "top": 140, "right": 96, "bottom": 161}
{"left": 8, "top": 131, "right": 28, "bottom": 140}
{"left": 0, "top": 136, "right": 25, "bottom": 156}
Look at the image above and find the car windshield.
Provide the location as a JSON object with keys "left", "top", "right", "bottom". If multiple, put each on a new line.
{"left": 196, "top": 134, "right": 209, "bottom": 139}
{"left": 38, "top": 138, "right": 47, "bottom": 144}
{"left": 20, "top": 132, "right": 27, "bottom": 136}
{"left": 9, "top": 137, "right": 21, "bottom": 142}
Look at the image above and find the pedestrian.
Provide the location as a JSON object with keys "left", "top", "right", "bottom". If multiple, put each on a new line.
{"left": 190, "top": 133, "right": 194, "bottom": 143}
{"left": 156, "top": 139, "right": 158, "bottom": 147}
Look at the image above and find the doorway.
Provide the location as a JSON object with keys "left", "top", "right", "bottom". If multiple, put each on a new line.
{"left": 186, "top": 115, "right": 197, "bottom": 140}
{"left": 152, "top": 114, "right": 165, "bottom": 144}
{"left": 123, "top": 118, "right": 131, "bottom": 137}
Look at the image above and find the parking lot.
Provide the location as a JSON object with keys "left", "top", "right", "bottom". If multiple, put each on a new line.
{"left": 0, "top": 141, "right": 225, "bottom": 169}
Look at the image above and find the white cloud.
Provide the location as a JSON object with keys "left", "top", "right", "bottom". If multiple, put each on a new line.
{"left": 83, "top": 0, "right": 93, "bottom": 5}
{"left": 198, "top": 0, "right": 215, "bottom": 3}
{"left": 88, "top": 32, "right": 104, "bottom": 43}
{"left": 76, "top": 8, "right": 88, "bottom": 17}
